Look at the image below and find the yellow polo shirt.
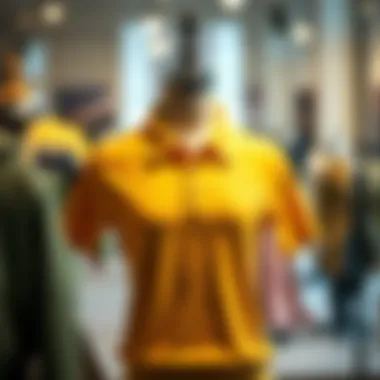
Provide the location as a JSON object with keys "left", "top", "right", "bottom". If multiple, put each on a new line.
{"left": 65, "top": 115, "right": 317, "bottom": 371}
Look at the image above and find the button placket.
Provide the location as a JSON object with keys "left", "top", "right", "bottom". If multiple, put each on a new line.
{"left": 180, "top": 161, "right": 200, "bottom": 301}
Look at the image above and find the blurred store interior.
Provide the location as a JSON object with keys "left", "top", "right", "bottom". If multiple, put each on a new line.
{"left": 1, "top": 0, "right": 380, "bottom": 379}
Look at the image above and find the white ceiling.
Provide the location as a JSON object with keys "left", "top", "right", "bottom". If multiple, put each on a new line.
{"left": 0, "top": 0, "right": 320, "bottom": 42}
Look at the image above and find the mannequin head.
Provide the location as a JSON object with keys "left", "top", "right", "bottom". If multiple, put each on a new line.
{"left": 156, "top": 13, "right": 211, "bottom": 131}
{"left": 156, "top": 80, "right": 210, "bottom": 131}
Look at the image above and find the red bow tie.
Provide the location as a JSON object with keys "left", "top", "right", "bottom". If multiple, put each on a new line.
{"left": 142, "top": 126, "right": 226, "bottom": 167}
{"left": 165, "top": 145, "right": 223, "bottom": 165}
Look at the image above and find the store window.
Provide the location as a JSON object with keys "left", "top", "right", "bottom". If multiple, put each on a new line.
{"left": 119, "top": 18, "right": 245, "bottom": 128}
{"left": 204, "top": 20, "right": 245, "bottom": 125}
{"left": 23, "top": 40, "right": 49, "bottom": 112}
{"left": 119, "top": 18, "right": 167, "bottom": 128}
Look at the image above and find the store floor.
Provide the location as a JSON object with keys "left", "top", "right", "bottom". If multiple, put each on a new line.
{"left": 79, "top": 255, "right": 380, "bottom": 380}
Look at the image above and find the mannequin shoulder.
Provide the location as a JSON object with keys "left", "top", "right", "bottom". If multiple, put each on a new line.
{"left": 234, "top": 130, "right": 291, "bottom": 170}
{"left": 86, "top": 129, "right": 148, "bottom": 168}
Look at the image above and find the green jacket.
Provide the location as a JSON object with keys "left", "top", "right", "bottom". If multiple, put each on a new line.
{"left": 0, "top": 139, "right": 80, "bottom": 379}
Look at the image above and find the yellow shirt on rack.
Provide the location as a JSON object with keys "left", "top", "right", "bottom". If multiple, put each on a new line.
{"left": 23, "top": 115, "right": 88, "bottom": 165}
{"left": 65, "top": 112, "right": 317, "bottom": 371}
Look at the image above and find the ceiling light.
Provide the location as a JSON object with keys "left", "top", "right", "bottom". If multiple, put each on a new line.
{"left": 291, "top": 22, "right": 314, "bottom": 47}
{"left": 151, "top": 37, "right": 172, "bottom": 60}
{"left": 220, "top": 0, "right": 247, "bottom": 13}
{"left": 143, "top": 14, "right": 173, "bottom": 61}
{"left": 40, "top": 1, "right": 67, "bottom": 27}
{"left": 143, "top": 14, "right": 165, "bottom": 37}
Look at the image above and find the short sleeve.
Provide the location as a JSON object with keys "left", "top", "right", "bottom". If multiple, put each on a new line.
{"left": 64, "top": 157, "right": 108, "bottom": 260}
{"left": 270, "top": 147, "right": 319, "bottom": 257}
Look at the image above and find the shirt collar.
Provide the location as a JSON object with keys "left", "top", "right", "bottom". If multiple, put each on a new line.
{"left": 141, "top": 103, "right": 234, "bottom": 165}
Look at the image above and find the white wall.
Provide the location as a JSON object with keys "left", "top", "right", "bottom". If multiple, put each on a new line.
{"left": 45, "top": 1, "right": 260, "bottom": 113}
{"left": 43, "top": 0, "right": 320, "bottom": 136}
{"left": 48, "top": 31, "right": 117, "bottom": 103}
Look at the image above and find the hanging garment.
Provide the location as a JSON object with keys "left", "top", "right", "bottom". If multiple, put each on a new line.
{"left": 22, "top": 115, "right": 88, "bottom": 168}
{"left": 0, "top": 135, "right": 80, "bottom": 380}
{"left": 259, "top": 222, "right": 310, "bottom": 333}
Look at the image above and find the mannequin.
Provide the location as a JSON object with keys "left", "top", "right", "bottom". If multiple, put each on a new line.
{"left": 66, "top": 13, "right": 317, "bottom": 380}
{"left": 153, "top": 14, "right": 213, "bottom": 146}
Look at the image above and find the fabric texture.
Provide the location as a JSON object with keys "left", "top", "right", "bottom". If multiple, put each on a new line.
{"left": 65, "top": 111, "right": 317, "bottom": 370}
